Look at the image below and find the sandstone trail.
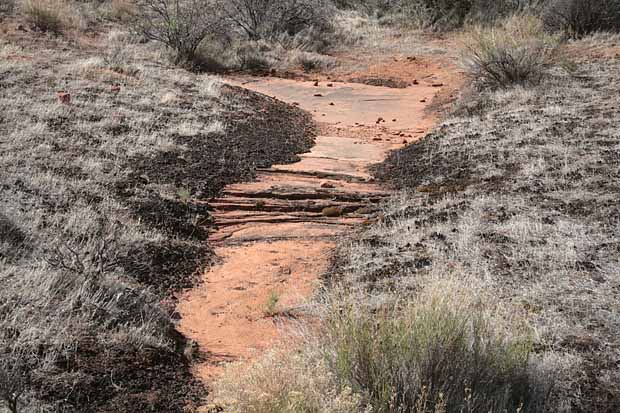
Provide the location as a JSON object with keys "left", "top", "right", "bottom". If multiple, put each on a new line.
{"left": 177, "top": 76, "right": 442, "bottom": 387}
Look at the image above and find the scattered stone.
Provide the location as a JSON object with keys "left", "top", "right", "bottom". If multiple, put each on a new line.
{"left": 406, "top": 56, "right": 416, "bottom": 61}
{"left": 402, "top": 139, "right": 408, "bottom": 144}
{"left": 313, "top": 81, "right": 319, "bottom": 86}
{"left": 392, "top": 119, "right": 397, "bottom": 122}
{"left": 322, "top": 206, "right": 342, "bottom": 217}
{"left": 320, "top": 181, "right": 335, "bottom": 189}
{"left": 420, "top": 98, "right": 426, "bottom": 103}
{"left": 431, "top": 83, "right": 444, "bottom": 87}
{"left": 412, "top": 79, "right": 419, "bottom": 85}
{"left": 356, "top": 206, "right": 376, "bottom": 215}
{"left": 56, "top": 91, "right": 70, "bottom": 104}
{"left": 329, "top": 102, "right": 335, "bottom": 106}
{"left": 373, "top": 137, "right": 382, "bottom": 141}
{"left": 327, "top": 83, "right": 333, "bottom": 87}
{"left": 376, "top": 117, "right": 384, "bottom": 124}
{"left": 314, "top": 93, "right": 323, "bottom": 97}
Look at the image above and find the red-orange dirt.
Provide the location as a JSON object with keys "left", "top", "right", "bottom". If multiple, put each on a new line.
{"left": 176, "top": 60, "right": 456, "bottom": 396}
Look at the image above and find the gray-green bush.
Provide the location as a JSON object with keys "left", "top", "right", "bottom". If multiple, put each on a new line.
{"left": 324, "top": 281, "right": 548, "bottom": 413}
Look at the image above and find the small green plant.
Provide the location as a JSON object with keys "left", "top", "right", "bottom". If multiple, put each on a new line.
{"left": 176, "top": 187, "right": 191, "bottom": 203}
{"left": 264, "top": 291, "right": 280, "bottom": 316}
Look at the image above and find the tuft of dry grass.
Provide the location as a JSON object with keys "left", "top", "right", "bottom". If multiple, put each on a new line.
{"left": 213, "top": 346, "right": 365, "bottom": 413}
{"left": 21, "top": 0, "right": 64, "bottom": 33}
{"left": 459, "top": 14, "right": 563, "bottom": 88}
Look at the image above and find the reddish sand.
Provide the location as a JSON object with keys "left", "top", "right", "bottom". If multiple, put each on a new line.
{"left": 176, "top": 60, "right": 455, "bottom": 397}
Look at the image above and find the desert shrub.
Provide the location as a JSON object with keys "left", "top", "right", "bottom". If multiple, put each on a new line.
{"left": 22, "top": 0, "right": 64, "bottom": 34}
{"left": 225, "top": 0, "right": 334, "bottom": 44}
{"left": 338, "top": 0, "right": 543, "bottom": 29}
{"left": 235, "top": 40, "right": 278, "bottom": 71}
{"left": 323, "top": 278, "right": 549, "bottom": 413}
{"left": 460, "top": 14, "right": 562, "bottom": 88}
{"left": 543, "top": 0, "right": 620, "bottom": 37}
{"left": 0, "top": 350, "right": 31, "bottom": 413}
{"left": 133, "top": 0, "right": 223, "bottom": 65}
{"left": 214, "top": 278, "right": 550, "bottom": 413}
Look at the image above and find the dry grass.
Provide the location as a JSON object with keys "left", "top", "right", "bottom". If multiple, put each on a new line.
{"left": 459, "top": 15, "right": 563, "bottom": 88}
{"left": 213, "top": 277, "right": 550, "bottom": 412}
{"left": 21, "top": 0, "right": 65, "bottom": 33}
{"left": 0, "top": 21, "right": 315, "bottom": 410}
{"left": 356, "top": 34, "right": 620, "bottom": 411}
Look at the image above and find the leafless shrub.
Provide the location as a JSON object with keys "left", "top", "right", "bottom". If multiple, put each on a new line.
{"left": 225, "top": 0, "right": 334, "bottom": 44}
{"left": 0, "top": 351, "right": 31, "bottom": 413}
{"left": 133, "top": 0, "right": 223, "bottom": 65}
{"left": 543, "top": 0, "right": 620, "bottom": 37}
{"left": 460, "top": 15, "right": 562, "bottom": 88}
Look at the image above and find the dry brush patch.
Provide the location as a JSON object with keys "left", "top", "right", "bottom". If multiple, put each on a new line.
{"left": 0, "top": 25, "right": 314, "bottom": 411}
{"left": 213, "top": 277, "right": 548, "bottom": 413}
{"left": 360, "top": 35, "right": 620, "bottom": 412}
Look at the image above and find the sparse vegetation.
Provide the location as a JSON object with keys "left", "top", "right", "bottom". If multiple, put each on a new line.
{"left": 0, "top": 20, "right": 315, "bottom": 410}
{"left": 460, "top": 15, "right": 562, "bottom": 88}
{"left": 22, "top": 0, "right": 64, "bottom": 33}
{"left": 543, "top": 0, "right": 620, "bottom": 37}
{"left": 215, "top": 278, "right": 550, "bottom": 412}
{"left": 366, "top": 34, "right": 620, "bottom": 411}
{"left": 264, "top": 291, "right": 281, "bottom": 316}
{"left": 133, "top": 0, "right": 223, "bottom": 65}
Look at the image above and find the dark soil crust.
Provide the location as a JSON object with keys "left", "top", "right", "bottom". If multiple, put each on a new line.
{"left": 66, "top": 89, "right": 315, "bottom": 412}
{"left": 346, "top": 76, "right": 411, "bottom": 88}
{"left": 116, "top": 85, "right": 315, "bottom": 295}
